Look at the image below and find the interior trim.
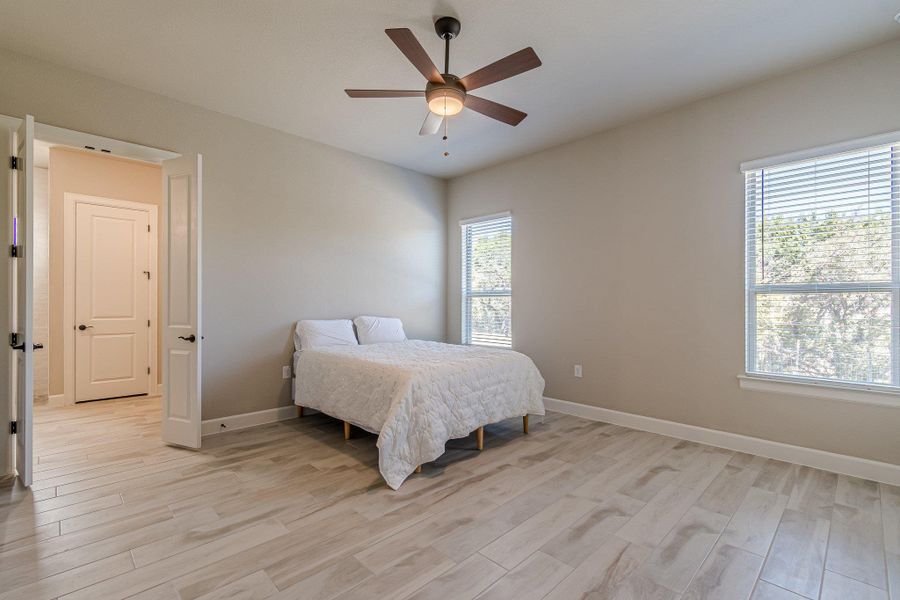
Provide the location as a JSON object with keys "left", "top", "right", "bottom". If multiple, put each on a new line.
{"left": 200, "top": 395, "right": 900, "bottom": 485}
{"left": 201, "top": 405, "right": 298, "bottom": 436}
{"left": 542, "top": 396, "right": 900, "bottom": 486}
{"left": 740, "top": 128, "right": 900, "bottom": 172}
{"left": 35, "top": 122, "right": 179, "bottom": 164}
{"left": 738, "top": 374, "right": 900, "bottom": 409}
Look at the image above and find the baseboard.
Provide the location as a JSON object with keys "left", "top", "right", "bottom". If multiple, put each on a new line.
{"left": 47, "top": 394, "right": 65, "bottom": 407}
{"left": 201, "top": 405, "right": 297, "bottom": 437}
{"left": 543, "top": 397, "right": 900, "bottom": 486}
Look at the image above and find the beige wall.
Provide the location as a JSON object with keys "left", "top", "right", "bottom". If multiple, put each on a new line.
{"left": 0, "top": 48, "right": 446, "bottom": 420}
{"left": 47, "top": 147, "right": 162, "bottom": 396}
{"left": 33, "top": 166, "right": 48, "bottom": 399}
{"left": 447, "top": 38, "right": 900, "bottom": 466}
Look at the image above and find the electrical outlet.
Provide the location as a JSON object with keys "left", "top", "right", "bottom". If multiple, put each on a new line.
{"left": 282, "top": 365, "right": 292, "bottom": 379}
{"left": 574, "top": 364, "right": 582, "bottom": 378}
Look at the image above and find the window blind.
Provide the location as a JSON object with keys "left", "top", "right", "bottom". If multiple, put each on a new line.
{"left": 462, "top": 214, "right": 512, "bottom": 348}
{"left": 745, "top": 142, "right": 900, "bottom": 388}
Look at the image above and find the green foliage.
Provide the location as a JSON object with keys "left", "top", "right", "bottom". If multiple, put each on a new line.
{"left": 467, "top": 230, "right": 511, "bottom": 344}
{"left": 754, "top": 210, "right": 892, "bottom": 383}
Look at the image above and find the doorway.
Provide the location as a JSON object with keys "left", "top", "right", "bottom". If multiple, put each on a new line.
{"left": 32, "top": 140, "right": 164, "bottom": 406}
{"left": 2, "top": 116, "right": 204, "bottom": 487}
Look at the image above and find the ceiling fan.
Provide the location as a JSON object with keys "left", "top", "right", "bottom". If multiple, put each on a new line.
{"left": 345, "top": 16, "right": 541, "bottom": 136}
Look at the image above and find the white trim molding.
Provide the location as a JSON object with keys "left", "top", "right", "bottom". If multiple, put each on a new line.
{"left": 201, "top": 405, "right": 298, "bottom": 437}
{"left": 542, "top": 397, "right": 900, "bottom": 486}
{"left": 740, "top": 128, "right": 900, "bottom": 172}
{"left": 35, "top": 122, "right": 179, "bottom": 165}
{"left": 738, "top": 374, "right": 900, "bottom": 409}
{"left": 459, "top": 210, "right": 511, "bottom": 227}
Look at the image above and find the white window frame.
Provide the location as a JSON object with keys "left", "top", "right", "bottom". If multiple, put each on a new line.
{"left": 461, "top": 211, "right": 512, "bottom": 348}
{"left": 740, "top": 131, "right": 900, "bottom": 406}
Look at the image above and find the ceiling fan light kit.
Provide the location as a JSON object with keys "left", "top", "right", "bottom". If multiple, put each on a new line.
{"left": 426, "top": 76, "right": 465, "bottom": 116}
{"left": 345, "top": 16, "right": 541, "bottom": 138}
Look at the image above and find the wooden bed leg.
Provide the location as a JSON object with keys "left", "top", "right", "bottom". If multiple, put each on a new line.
{"left": 343, "top": 421, "right": 351, "bottom": 440}
{"left": 476, "top": 426, "right": 484, "bottom": 451}
{"left": 523, "top": 415, "right": 529, "bottom": 434}
{"left": 415, "top": 465, "right": 422, "bottom": 474}
{"left": 297, "top": 406, "right": 304, "bottom": 418}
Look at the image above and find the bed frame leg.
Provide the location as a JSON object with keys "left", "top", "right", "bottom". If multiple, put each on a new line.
{"left": 415, "top": 465, "right": 422, "bottom": 474}
{"left": 297, "top": 406, "right": 304, "bottom": 418}
{"left": 523, "top": 415, "right": 529, "bottom": 434}
{"left": 343, "top": 421, "right": 351, "bottom": 440}
{"left": 476, "top": 426, "right": 484, "bottom": 451}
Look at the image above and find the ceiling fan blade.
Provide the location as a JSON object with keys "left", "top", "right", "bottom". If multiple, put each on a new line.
{"left": 459, "top": 47, "right": 541, "bottom": 92}
{"left": 419, "top": 111, "right": 444, "bottom": 136}
{"left": 345, "top": 89, "right": 425, "bottom": 98}
{"left": 385, "top": 28, "right": 445, "bottom": 84}
{"left": 464, "top": 95, "right": 527, "bottom": 126}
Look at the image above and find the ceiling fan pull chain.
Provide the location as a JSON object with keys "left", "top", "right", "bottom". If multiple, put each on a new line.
{"left": 443, "top": 118, "right": 450, "bottom": 157}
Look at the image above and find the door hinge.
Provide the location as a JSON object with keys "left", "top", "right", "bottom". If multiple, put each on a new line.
{"left": 148, "top": 225, "right": 151, "bottom": 232}
{"left": 147, "top": 367, "right": 151, "bottom": 375}
{"left": 143, "top": 270, "right": 150, "bottom": 280}
{"left": 10, "top": 332, "right": 19, "bottom": 346}
{"left": 9, "top": 245, "right": 18, "bottom": 258}
{"left": 10, "top": 156, "right": 18, "bottom": 170}
{"left": 148, "top": 319, "right": 151, "bottom": 327}
{"left": 10, "top": 421, "right": 17, "bottom": 435}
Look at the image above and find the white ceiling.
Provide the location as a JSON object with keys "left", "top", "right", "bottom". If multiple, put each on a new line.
{"left": 1, "top": 1, "right": 898, "bottom": 178}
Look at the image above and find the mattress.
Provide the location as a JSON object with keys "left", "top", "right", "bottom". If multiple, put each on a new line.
{"left": 294, "top": 340, "right": 545, "bottom": 489}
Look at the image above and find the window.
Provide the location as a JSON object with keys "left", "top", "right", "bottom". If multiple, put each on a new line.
{"left": 461, "top": 213, "right": 512, "bottom": 348}
{"left": 744, "top": 141, "right": 900, "bottom": 389}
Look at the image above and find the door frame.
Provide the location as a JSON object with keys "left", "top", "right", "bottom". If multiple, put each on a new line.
{"left": 63, "top": 193, "right": 158, "bottom": 405}
{"left": 2, "top": 114, "right": 189, "bottom": 478}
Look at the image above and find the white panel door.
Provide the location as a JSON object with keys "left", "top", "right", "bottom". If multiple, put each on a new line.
{"left": 0, "top": 119, "right": 15, "bottom": 476}
{"left": 161, "top": 154, "right": 201, "bottom": 448}
{"left": 14, "top": 116, "right": 34, "bottom": 486}
{"left": 75, "top": 203, "right": 150, "bottom": 401}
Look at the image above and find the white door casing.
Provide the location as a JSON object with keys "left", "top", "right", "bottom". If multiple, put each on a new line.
{"left": 74, "top": 202, "right": 151, "bottom": 401}
{"left": 161, "top": 154, "right": 201, "bottom": 448}
{"left": 14, "top": 115, "right": 34, "bottom": 486}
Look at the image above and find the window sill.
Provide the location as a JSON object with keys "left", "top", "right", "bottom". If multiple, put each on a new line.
{"left": 738, "top": 374, "right": 900, "bottom": 409}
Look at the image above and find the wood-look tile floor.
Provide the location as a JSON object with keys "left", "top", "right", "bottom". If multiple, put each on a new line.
{"left": 1, "top": 397, "right": 897, "bottom": 600}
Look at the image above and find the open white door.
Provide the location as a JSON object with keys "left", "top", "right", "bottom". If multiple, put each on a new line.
{"left": 161, "top": 154, "right": 202, "bottom": 448}
{"left": 0, "top": 119, "right": 15, "bottom": 476}
{"left": 13, "top": 116, "right": 34, "bottom": 485}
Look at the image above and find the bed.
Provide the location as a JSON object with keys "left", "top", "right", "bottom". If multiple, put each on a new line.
{"left": 293, "top": 339, "right": 545, "bottom": 489}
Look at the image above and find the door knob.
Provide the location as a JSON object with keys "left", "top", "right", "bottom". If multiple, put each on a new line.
{"left": 77, "top": 324, "right": 93, "bottom": 331}
{"left": 178, "top": 334, "right": 196, "bottom": 343}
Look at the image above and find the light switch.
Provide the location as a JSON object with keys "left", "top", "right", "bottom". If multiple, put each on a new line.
{"left": 574, "top": 364, "right": 582, "bottom": 378}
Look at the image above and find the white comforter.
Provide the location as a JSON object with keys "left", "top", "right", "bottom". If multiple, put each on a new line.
{"left": 294, "top": 340, "right": 545, "bottom": 489}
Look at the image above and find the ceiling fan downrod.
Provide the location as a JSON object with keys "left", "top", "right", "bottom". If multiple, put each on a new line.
{"left": 434, "top": 16, "right": 461, "bottom": 76}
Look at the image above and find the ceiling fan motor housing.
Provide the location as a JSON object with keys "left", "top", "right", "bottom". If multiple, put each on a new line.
{"left": 426, "top": 75, "right": 466, "bottom": 115}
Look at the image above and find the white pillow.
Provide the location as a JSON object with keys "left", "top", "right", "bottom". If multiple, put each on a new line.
{"left": 294, "top": 319, "right": 358, "bottom": 351}
{"left": 353, "top": 316, "right": 407, "bottom": 345}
